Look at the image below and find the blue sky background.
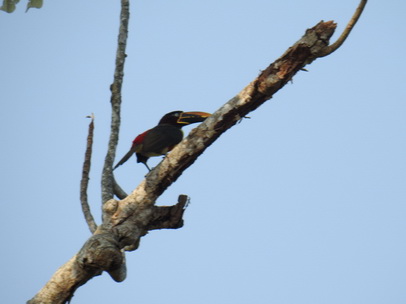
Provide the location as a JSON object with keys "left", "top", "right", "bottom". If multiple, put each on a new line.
{"left": 1, "top": 1, "right": 405, "bottom": 303}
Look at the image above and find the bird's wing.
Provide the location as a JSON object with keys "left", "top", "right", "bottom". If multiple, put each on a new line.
{"left": 140, "top": 124, "right": 183, "bottom": 156}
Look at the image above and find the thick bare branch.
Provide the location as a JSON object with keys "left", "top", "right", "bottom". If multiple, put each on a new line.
{"left": 80, "top": 114, "right": 98, "bottom": 233}
{"left": 112, "top": 21, "right": 338, "bottom": 227}
{"left": 28, "top": 12, "right": 368, "bottom": 302}
{"left": 317, "top": 0, "right": 367, "bottom": 57}
{"left": 84, "top": 21, "right": 339, "bottom": 270}
{"left": 27, "top": 256, "right": 101, "bottom": 304}
{"left": 101, "top": 0, "right": 130, "bottom": 204}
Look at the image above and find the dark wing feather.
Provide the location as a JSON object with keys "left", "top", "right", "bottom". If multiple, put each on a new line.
{"left": 140, "top": 124, "right": 183, "bottom": 156}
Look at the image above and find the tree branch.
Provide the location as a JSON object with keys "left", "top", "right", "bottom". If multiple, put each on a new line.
{"left": 112, "top": 21, "right": 339, "bottom": 223}
{"left": 29, "top": 22, "right": 338, "bottom": 303}
{"left": 147, "top": 195, "right": 189, "bottom": 231}
{"left": 28, "top": 3, "right": 368, "bottom": 299}
{"left": 80, "top": 114, "right": 98, "bottom": 234}
{"left": 113, "top": 176, "right": 128, "bottom": 200}
{"left": 101, "top": 0, "right": 130, "bottom": 204}
{"left": 317, "top": 0, "right": 367, "bottom": 57}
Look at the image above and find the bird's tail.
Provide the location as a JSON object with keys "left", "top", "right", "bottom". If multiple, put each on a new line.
{"left": 113, "top": 149, "right": 135, "bottom": 170}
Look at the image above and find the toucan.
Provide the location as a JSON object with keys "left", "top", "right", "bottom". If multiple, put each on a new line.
{"left": 114, "top": 111, "right": 211, "bottom": 171}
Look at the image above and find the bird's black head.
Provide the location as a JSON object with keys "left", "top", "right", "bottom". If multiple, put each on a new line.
{"left": 158, "top": 111, "right": 211, "bottom": 127}
{"left": 158, "top": 111, "right": 183, "bottom": 125}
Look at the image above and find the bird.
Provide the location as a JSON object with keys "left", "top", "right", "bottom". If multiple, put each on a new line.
{"left": 114, "top": 110, "right": 211, "bottom": 171}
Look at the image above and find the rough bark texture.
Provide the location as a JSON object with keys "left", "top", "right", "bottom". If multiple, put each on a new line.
{"left": 80, "top": 115, "right": 98, "bottom": 233}
{"left": 101, "top": 0, "right": 130, "bottom": 204}
{"left": 29, "top": 21, "right": 338, "bottom": 304}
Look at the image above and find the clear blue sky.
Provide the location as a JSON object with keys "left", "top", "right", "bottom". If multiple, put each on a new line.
{"left": 2, "top": 1, "right": 405, "bottom": 303}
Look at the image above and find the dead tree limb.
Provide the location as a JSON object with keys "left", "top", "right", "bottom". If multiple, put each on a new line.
{"left": 28, "top": 20, "right": 336, "bottom": 304}
{"left": 80, "top": 114, "right": 98, "bottom": 233}
{"left": 28, "top": 1, "right": 368, "bottom": 302}
{"left": 109, "top": 21, "right": 338, "bottom": 229}
{"left": 101, "top": 0, "right": 130, "bottom": 204}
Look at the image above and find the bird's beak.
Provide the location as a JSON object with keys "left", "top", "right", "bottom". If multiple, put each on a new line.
{"left": 177, "top": 111, "right": 211, "bottom": 125}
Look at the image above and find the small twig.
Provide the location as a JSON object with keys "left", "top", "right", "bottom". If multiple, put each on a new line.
{"left": 113, "top": 177, "right": 128, "bottom": 200}
{"left": 80, "top": 114, "right": 98, "bottom": 234}
{"left": 318, "top": 0, "right": 367, "bottom": 57}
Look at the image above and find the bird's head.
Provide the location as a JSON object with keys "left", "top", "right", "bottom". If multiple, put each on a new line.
{"left": 158, "top": 111, "right": 211, "bottom": 127}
